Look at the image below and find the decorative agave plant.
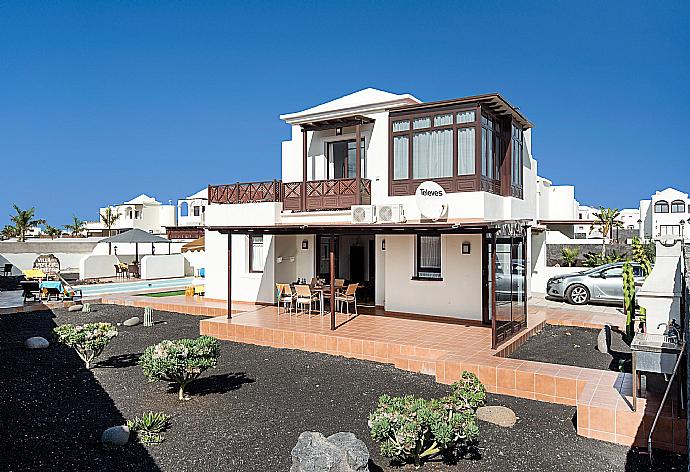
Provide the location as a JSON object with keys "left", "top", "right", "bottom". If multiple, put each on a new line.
{"left": 127, "top": 411, "right": 171, "bottom": 444}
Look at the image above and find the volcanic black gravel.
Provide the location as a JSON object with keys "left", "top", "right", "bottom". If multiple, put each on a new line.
{"left": 509, "top": 324, "right": 633, "bottom": 373}
{"left": 1, "top": 305, "right": 684, "bottom": 472}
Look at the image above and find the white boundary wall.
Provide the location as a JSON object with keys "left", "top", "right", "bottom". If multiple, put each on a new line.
{"left": 140, "top": 254, "right": 187, "bottom": 280}
{"left": 79, "top": 255, "right": 119, "bottom": 280}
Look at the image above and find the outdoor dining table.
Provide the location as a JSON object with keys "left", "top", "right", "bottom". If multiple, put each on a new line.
{"left": 39, "top": 280, "right": 63, "bottom": 299}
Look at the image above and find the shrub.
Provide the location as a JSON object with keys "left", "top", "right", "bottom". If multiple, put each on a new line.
{"left": 53, "top": 322, "right": 117, "bottom": 369}
{"left": 127, "top": 411, "right": 170, "bottom": 444}
{"left": 561, "top": 247, "right": 580, "bottom": 267}
{"left": 583, "top": 250, "right": 625, "bottom": 267}
{"left": 369, "top": 371, "right": 484, "bottom": 467}
{"left": 140, "top": 336, "right": 220, "bottom": 400}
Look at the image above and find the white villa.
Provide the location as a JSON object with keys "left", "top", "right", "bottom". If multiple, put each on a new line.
{"left": 203, "top": 88, "right": 540, "bottom": 347}
{"left": 177, "top": 188, "right": 208, "bottom": 227}
{"left": 86, "top": 194, "right": 176, "bottom": 237}
{"left": 640, "top": 187, "right": 689, "bottom": 241}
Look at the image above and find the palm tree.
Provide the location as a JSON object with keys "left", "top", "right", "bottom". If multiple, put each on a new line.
{"left": 590, "top": 207, "right": 623, "bottom": 256}
{"left": 1, "top": 225, "right": 17, "bottom": 240}
{"left": 9, "top": 204, "right": 45, "bottom": 242}
{"left": 100, "top": 207, "right": 120, "bottom": 236}
{"left": 64, "top": 215, "right": 86, "bottom": 237}
{"left": 44, "top": 225, "right": 62, "bottom": 239}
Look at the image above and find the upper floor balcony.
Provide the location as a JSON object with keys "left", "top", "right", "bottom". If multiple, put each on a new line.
{"left": 208, "top": 177, "right": 371, "bottom": 212}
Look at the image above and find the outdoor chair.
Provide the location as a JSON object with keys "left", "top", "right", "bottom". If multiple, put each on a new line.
{"left": 20, "top": 280, "right": 40, "bottom": 302}
{"left": 2, "top": 263, "right": 12, "bottom": 276}
{"left": 335, "top": 283, "right": 359, "bottom": 316}
{"left": 114, "top": 264, "right": 125, "bottom": 279}
{"left": 334, "top": 278, "right": 345, "bottom": 293}
{"left": 295, "top": 284, "right": 319, "bottom": 316}
{"left": 43, "top": 285, "right": 63, "bottom": 301}
{"left": 127, "top": 264, "right": 140, "bottom": 278}
{"left": 276, "top": 283, "right": 295, "bottom": 315}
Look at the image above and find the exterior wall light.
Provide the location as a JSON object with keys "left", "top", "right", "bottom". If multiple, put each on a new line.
{"left": 461, "top": 241, "right": 471, "bottom": 254}
{"left": 381, "top": 239, "right": 386, "bottom": 251}
{"left": 335, "top": 127, "right": 343, "bottom": 136}
{"left": 301, "top": 240, "right": 308, "bottom": 250}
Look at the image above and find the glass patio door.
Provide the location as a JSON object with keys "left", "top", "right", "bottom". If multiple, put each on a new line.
{"left": 328, "top": 139, "right": 365, "bottom": 179}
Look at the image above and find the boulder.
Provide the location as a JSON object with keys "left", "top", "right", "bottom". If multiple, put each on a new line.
{"left": 597, "top": 325, "right": 611, "bottom": 353}
{"left": 101, "top": 425, "right": 130, "bottom": 447}
{"left": 68, "top": 304, "right": 83, "bottom": 312}
{"left": 25, "top": 337, "right": 49, "bottom": 349}
{"left": 476, "top": 406, "right": 517, "bottom": 428}
{"left": 123, "top": 317, "right": 141, "bottom": 327}
{"left": 290, "top": 431, "right": 369, "bottom": 472}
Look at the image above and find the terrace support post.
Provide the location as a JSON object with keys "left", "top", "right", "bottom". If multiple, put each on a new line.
{"left": 329, "top": 235, "right": 336, "bottom": 331}
{"left": 227, "top": 234, "right": 232, "bottom": 319}
{"left": 490, "top": 232, "right": 497, "bottom": 350}
{"left": 302, "top": 128, "right": 307, "bottom": 212}
{"left": 355, "top": 122, "right": 362, "bottom": 205}
{"left": 109, "top": 242, "right": 112, "bottom": 255}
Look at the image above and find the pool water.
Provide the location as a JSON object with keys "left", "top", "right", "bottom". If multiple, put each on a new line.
{"left": 136, "top": 290, "right": 186, "bottom": 297}
{"left": 76, "top": 277, "right": 195, "bottom": 296}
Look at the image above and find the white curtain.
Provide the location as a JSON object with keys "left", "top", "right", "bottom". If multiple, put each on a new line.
{"left": 413, "top": 129, "right": 452, "bottom": 179}
{"left": 418, "top": 235, "right": 441, "bottom": 278}
{"left": 434, "top": 114, "right": 453, "bottom": 126}
{"left": 393, "top": 135, "right": 409, "bottom": 180}
{"left": 457, "top": 110, "right": 475, "bottom": 123}
{"left": 250, "top": 235, "right": 264, "bottom": 272}
{"left": 458, "top": 127, "right": 475, "bottom": 175}
{"left": 413, "top": 117, "right": 431, "bottom": 129}
{"left": 393, "top": 120, "right": 410, "bottom": 132}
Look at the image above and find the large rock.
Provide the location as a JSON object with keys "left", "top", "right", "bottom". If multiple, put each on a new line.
{"left": 476, "top": 406, "right": 517, "bottom": 428}
{"left": 25, "top": 337, "right": 49, "bottom": 349}
{"left": 597, "top": 325, "right": 611, "bottom": 353}
{"left": 290, "top": 431, "right": 369, "bottom": 472}
{"left": 101, "top": 425, "right": 130, "bottom": 446}
{"left": 68, "top": 304, "right": 83, "bottom": 312}
{"left": 123, "top": 317, "right": 141, "bottom": 327}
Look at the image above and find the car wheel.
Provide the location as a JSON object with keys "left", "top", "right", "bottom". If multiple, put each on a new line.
{"left": 566, "top": 284, "right": 590, "bottom": 305}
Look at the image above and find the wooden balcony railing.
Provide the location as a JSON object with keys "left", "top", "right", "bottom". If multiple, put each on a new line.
{"left": 209, "top": 178, "right": 371, "bottom": 212}
{"left": 208, "top": 180, "right": 281, "bottom": 204}
{"left": 167, "top": 226, "right": 205, "bottom": 240}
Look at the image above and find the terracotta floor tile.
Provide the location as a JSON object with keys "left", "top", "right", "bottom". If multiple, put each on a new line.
{"left": 589, "top": 405, "right": 616, "bottom": 433}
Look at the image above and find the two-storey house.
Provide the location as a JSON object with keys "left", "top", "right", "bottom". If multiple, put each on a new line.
{"left": 204, "top": 88, "right": 537, "bottom": 347}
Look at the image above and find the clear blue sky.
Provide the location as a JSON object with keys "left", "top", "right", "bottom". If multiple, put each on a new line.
{"left": 1, "top": 1, "right": 688, "bottom": 227}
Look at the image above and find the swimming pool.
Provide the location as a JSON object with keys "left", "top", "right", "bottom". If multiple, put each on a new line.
{"left": 76, "top": 277, "right": 195, "bottom": 296}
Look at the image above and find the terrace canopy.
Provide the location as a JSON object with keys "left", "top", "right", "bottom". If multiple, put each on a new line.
{"left": 100, "top": 228, "right": 171, "bottom": 261}
{"left": 209, "top": 219, "right": 530, "bottom": 348}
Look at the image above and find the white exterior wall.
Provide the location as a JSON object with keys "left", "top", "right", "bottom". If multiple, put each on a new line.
{"left": 641, "top": 188, "right": 689, "bottom": 241}
{"left": 384, "top": 234, "right": 483, "bottom": 319}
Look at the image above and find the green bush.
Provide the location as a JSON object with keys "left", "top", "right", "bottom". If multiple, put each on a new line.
{"left": 369, "top": 371, "right": 484, "bottom": 467}
{"left": 140, "top": 336, "right": 220, "bottom": 400}
{"left": 561, "top": 247, "right": 580, "bottom": 267}
{"left": 583, "top": 250, "right": 626, "bottom": 267}
{"left": 127, "top": 411, "right": 170, "bottom": 444}
{"left": 53, "top": 322, "right": 117, "bottom": 369}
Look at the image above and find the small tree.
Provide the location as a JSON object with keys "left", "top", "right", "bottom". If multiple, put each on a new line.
{"left": 140, "top": 336, "right": 220, "bottom": 400}
{"left": 1, "top": 225, "right": 17, "bottom": 240}
{"left": 54, "top": 322, "right": 118, "bottom": 369}
{"left": 561, "top": 247, "right": 580, "bottom": 267}
{"left": 589, "top": 207, "right": 623, "bottom": 256}
{"left": 100, "top": 207, "right": 120, "bottom": 236}
{"left": 631, "top": 236, "right": 652, "bottom": 275}
{"left": 9, "top": 204, "right": 45, "bottom": 242}
{"left": 44, "top": 225, "right": 62, "bottom": 239}
{"left": 64, "top": 215, "right": 86, "bottom": 237}
{"left": 369, "top": 371, "right": 484, "bottom": 467}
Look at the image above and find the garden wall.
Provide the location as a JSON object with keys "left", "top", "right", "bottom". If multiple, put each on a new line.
{"left": 546, "top": 243, "right": 632, "bottom": 267}
{"left": 79, "top": 254, "right": 119, "bottom": 280}
{"left": 140, "top": 254, "right": 188, "bottom": 280}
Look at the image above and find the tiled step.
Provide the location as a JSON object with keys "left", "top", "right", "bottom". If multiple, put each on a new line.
{"left": 391, "top": 354, "right": 438, "bottom": 376}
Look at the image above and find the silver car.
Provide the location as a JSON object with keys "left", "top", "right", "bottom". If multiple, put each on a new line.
{"left": 546, "top": 262, "right": 647, "bottom": 305}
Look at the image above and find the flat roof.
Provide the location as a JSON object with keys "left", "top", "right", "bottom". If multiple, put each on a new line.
{"left": 208, "top": 218, "right": 531, "bottom": 235}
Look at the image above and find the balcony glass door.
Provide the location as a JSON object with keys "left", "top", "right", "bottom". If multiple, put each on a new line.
{"left": 328, "top": 139, "right": 365, "bottom": 179}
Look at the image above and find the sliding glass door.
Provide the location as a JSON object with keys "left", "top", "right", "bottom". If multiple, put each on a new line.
{"left": 328, "top": 139, "right": 365, "bottom": 179}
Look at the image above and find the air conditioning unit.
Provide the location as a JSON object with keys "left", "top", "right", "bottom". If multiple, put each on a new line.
{"left": 377, "top": 204, "right": 406, "bottom": 223}
{"left": 351, "top": 205, "right": 376, "bottom": 224}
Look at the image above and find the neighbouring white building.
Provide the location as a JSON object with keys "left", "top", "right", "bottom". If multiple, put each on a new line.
{"left": 203, "top": 88, "right": 539, "bottom": 347}
{"left": 177, "top": 188, "right": 208, "bottom": 227}
{"left": 640, "top": 187, "right": 689, "bottom": 241}
{"left": 86, "top": 194, "right": 177, "bottom": 237}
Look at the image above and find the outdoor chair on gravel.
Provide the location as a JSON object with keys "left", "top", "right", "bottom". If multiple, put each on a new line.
{"left": 20, "top": 280, "right": 40, "bottom": 302}
{"left": 295, "top": 284, "right": 319, "bottom": 316}
{"left": 276, "top": 283, "right": 295, "bottom": 315}
{"left": 2, "top": 263, "right": 12, "bottom": 276}
{"left": 335, "top": 283, "right": 359, "bottom": 316}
